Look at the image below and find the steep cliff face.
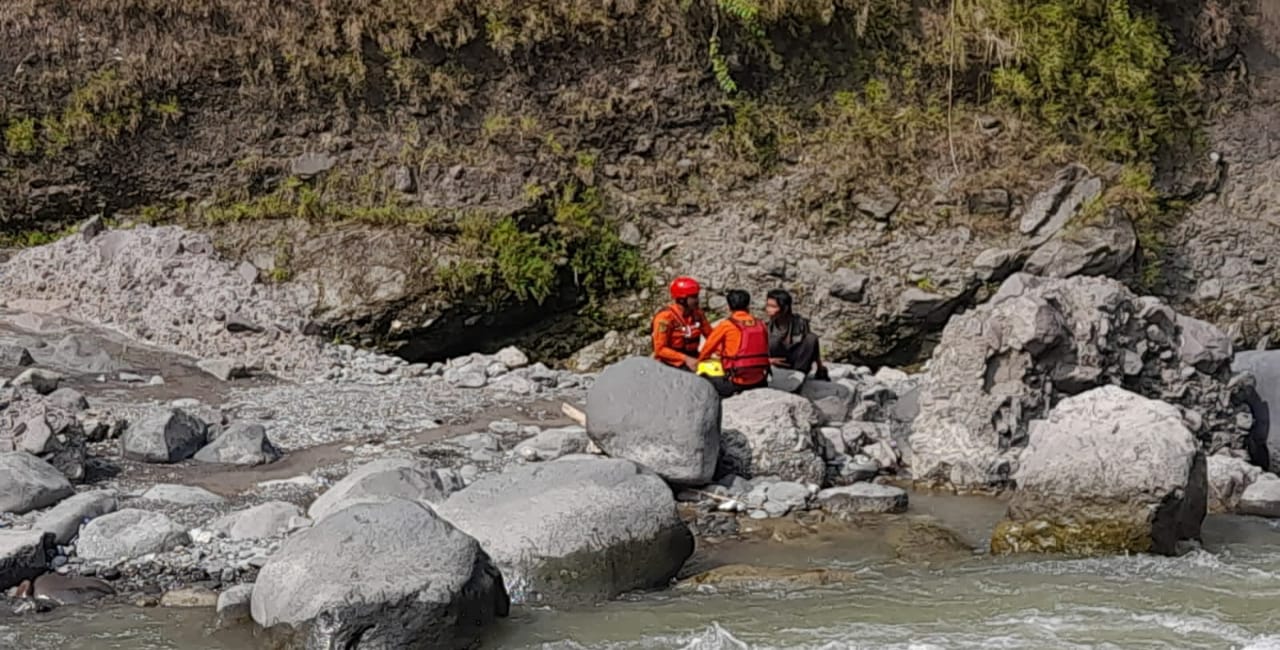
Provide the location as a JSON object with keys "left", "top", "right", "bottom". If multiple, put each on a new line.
{"left": 0, "top": 1, "right": 1275, "bottom": 364}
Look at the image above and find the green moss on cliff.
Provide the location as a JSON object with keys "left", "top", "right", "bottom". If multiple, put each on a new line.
{"left": 437, "top": 183, "right": 650, "bottom": 307}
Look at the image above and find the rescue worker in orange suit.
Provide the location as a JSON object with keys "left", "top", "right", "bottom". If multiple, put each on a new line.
{"left": 652, "top": 276, "right": 712, "bottom": 371}
{"left": 697, "top": 289, "right": 771, "bottom": 398}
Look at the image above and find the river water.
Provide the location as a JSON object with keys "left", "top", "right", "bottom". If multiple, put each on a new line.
{"left": 4, "top": 498, "right": 1280, "bottom": 650}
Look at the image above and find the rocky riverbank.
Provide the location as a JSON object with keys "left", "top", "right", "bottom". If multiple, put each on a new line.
{"left": 3, "top": 220, "right": 1280, "bottom": 649}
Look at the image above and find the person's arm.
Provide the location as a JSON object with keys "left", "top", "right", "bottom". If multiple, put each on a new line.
{"left": 652, "top": 313, "right": 690, "bottom": 367}
{"left": 697, "top": 323, "right": 728, "bottom": 363}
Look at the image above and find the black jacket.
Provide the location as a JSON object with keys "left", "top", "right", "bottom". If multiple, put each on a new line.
{"left": 768, "top": 314, "right": 812, "bottom": 357}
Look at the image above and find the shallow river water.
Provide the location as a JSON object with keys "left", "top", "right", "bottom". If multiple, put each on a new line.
{"left": 4, "top": 497, "right": 1280, "bottom": 650}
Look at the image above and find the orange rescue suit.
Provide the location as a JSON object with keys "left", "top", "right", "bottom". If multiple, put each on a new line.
{"left": 652, "top": 303, "right": 712, "bottom": 368}
{"left": 698, "top": 311, "right": 771, "bottom": 385}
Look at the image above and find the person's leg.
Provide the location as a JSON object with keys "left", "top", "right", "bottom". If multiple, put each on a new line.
{"left": 785, "top": 332, "right": 821, "bottom": 375}
{"left": 705, "top": 375, "right": 739, "bottom": 399}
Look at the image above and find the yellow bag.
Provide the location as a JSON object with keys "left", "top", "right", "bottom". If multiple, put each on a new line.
{"left": 697, "top": 360, "right": 724, "bottom": 378}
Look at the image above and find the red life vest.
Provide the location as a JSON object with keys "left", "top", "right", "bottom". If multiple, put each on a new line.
{"left": 722, "top": 317, "right": 770, "bottom": 385}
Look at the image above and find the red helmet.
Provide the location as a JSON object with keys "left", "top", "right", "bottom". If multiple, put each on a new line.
{"left": 669, "top": 276, "right": 701, "bottom": 300}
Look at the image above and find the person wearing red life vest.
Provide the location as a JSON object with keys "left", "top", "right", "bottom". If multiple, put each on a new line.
{"left": 697, "top": 289, "right": 771, "bottom": 398}
{"left": 652, "top": 276, "right": 712, "bottom": 371}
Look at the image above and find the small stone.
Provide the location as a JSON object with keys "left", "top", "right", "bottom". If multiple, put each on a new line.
{"left": 853, "top": 190, "right": 900, "bottom": 222}
{"left": 215, "top": 583, "right": 254, "bottom": 628}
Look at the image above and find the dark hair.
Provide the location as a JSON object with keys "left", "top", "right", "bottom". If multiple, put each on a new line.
{"left": 725, "top": 289, "right": 750, "bottom": 311}
{"left": 767, "top": 289, "right": 793, "bottom": 313}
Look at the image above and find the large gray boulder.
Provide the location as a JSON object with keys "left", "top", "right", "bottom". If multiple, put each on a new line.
{"left": 0, "top": 389, "right": 88, "bottom": 480}
{"left": 193, "top": 422, "right": 282, "bottom": 466}
{"left": 990, "top": 386, "right": 1206, "bottom": 556}
{"left": 0, "top": 530, "right": 53, "bottom": 590}
{"left": 212, "top": 501, "right": 303, "bottom": 540}
{"left": 308, "top": 457, "right": 456, "bottom": 521}
{"left": 0, "top": 452, "right": 73, "bottom": 514}
{"left": 585, "top": 357, "right": 721, "bottom": 485}
{"left": 77, "top": 509, "right": 190, "bottom": 562}
{"left": 720, "top": 389, "right": 826, "bottom": 485}
{"left": 913, "top": 274, "right": 1253, "bottom": 489}
{"left": 435, "top": 455, "right": 694, "bottom": 605}
{"left": 36, "top": 489, "right": 118, "bottom": 544}
{"left": 251, "top": 499, "right": 508, "bottom": 650}
{"left": 1232, "top": 350, "right": 1280, "bottom": 470}
{"left": 121, "top": 408, "right": 208, "bottom": 463}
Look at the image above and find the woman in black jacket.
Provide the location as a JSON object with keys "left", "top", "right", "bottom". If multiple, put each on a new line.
{"left": 764, "top": 289, "right": 829, "bottom": 381}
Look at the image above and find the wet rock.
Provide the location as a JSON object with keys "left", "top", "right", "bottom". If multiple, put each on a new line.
{"left": 829, "top": 268, "right": 869, "bottom": 303}
{"left": 216, "top": 583, "right": 254, "bottom": 628}
{"left": 12, "top": 368, "right": 61, "bottom": 395}
{"left": 121, "top": 408, "right": 208, "bottom": 463}
{"left": 196, "top": 358, "right": 248, "bottom": 381}
{"left": 0, "top": 531, "right": 53, "bottom": 590}
{"left": 586, "top": 358, "right": 721, "bottom": 485}
{"left": 720, "top": 389, "right": 825, "bottom": 484}
{"left": 817, "top": 483, "right": 908, "bottom": 515}
{"left": 252, "top": 499, "right": 507, "bottom": 649}
{"left": 23, "top": 573, "right": 114, "bottom": 605}
{"left": 798, "top": 380, "right": 856, "bottom": 423}
{"left": 827, "top": 453, "right": 879, "bottom": 485}
{"left": 161, "top": 586, "right": 218, "bottom": 608}
{"left": 1234, "top": 350, "right": 1280, "bottom": 470}
{"left": 913, "top": 274, "right": 1252, "bottom": 489}
{"left": 1023, "top": 208, "right": 1136, "bottom": 279}
{"left": 1238, "top": 474, "right": 1280, "bottom": 518}
{"left": 515, "top": 426, "right": 591, "bottom": 462}
{"left": 141, "top": 484, "right": 226, "bottom": 506}
{"left": 78, "top": 509, "right": 190, "bottom": 562}
{"left": 308, "top": 457, "right": 456, "bottom": 521}
{"left": 0, "top": 344, "right": 34, "bottom": 367}
{"left": 0, "top": 452, "right": 73, "bottom": 514}
{"left": 193, "top": 422, "right": 282, "bottom": 466}
{"left": 897, "top": 288, "right": 950, "bottom": 322}
{"left": 990, "top": 386, "right": 1206, "bottom": 556}
{"left": 36, "top": 490, "right": 117, "bottom": 544}
{"left": 887, "top": 519, "right": 974, "bottom": 562}
{"left": 1207, "top": 455, "right": 1263, "bottom": 513}
{"left": 436, "top": 455, "right": 693, "bottom": 605}
{"left": 213, "top": 501, "right": 303, "bottom": 541}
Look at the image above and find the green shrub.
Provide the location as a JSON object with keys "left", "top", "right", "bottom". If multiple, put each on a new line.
{"left": 3, "top": 118, "right": 36, "bottom": 155}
